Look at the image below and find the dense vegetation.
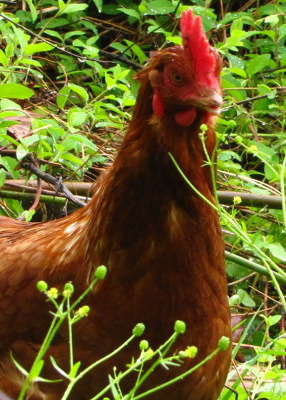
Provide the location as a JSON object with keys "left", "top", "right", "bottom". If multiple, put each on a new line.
{"left": 0, "top": 0, "right": 285, "bottom": 399}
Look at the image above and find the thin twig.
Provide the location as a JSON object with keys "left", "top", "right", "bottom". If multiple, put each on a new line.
{"left": 19, "top": 154, "right": 86, "bottom": 207}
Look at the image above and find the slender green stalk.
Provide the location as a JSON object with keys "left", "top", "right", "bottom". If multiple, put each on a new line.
{"left": 66, "top": 297, "right": 74, "bottom": 370}
{"left": 61, "top": 334, "right": 138, "bottom": 400}
{"left": 132, "top": 348, "right": 221, "bottom": 400}
{"left": 126, "top": 332, "right": 180, "bottom": 399}
{"left": 199, "top": 126, "right": 220, "bottom": 205}
{"left": 18, "top": 303, "right": 67, "bottom": 400}
{"left": 169, "top": 152, "right": 286, "bottom": 311}
{"left": 168, "top": 153, "right": 218, "bottom": 211}
{"left": 280, "top": 151, "right": 286, "bottom": 228}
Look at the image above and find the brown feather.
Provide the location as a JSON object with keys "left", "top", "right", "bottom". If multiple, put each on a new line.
{"left": 0, "top": 10, "right": 231, "bottom": 400}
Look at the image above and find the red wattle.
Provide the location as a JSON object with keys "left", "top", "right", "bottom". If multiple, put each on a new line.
{"left": 175, "top": 108, "right": 196, "bottom": 127}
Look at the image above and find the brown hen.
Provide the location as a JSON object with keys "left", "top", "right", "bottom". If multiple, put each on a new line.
{"left": 0, "top": 9, "right": 231, "bottom": 400}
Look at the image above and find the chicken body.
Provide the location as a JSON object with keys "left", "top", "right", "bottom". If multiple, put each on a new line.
{"left": 0, "top": 10, "right": 231, "bottom": 400}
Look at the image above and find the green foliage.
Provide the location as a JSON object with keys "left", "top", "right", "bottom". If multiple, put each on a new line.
{"left": 0, "top": 0, "right": 285, "bottom": 398}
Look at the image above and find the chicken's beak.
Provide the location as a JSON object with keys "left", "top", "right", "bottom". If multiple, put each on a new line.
{"left": 203, "top": 92, "right": 223, "bottom": 115}
{"left": 185, "top": 91, "right": 223, "bottom": 115}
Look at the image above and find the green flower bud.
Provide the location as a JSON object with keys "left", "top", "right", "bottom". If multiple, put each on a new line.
{"left": 174, "top": 320, "right": 186, "bottom": 334}
{"left": 94, "top": 265, "right": 107, "bottom": 280}
{"left": 63, "top": 282, "right": 74, "bottom": 298}
{"left": 37, "top": 280, "right": 48, "bottom": 292}
{"left": 228, "top": 120, "right": 236, "bottom": 129}
{"left": 218, "top": 336, "right": 230, "bottom": 351}
{"left": 139, "top": 340, "right": 149, "bottom": 350}
{"left": 64, "top": 282, "right": 74, "bottom": 292}
{"left": 200, "top": 124, "right": 208, "bottom": 132}
{"left": 133, "top": 323, "right": 145, "bottom": 337}
{"left": 234, "top": 135, "right": 243, "bottom": 144}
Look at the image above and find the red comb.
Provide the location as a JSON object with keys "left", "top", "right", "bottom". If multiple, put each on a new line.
{"left": 180, "top": 10, "right": 216, "bottom": 86}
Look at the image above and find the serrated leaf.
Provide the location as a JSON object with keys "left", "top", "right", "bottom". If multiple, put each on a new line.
{"left": 0, "top": 84, "right": 34, "bottom": 99}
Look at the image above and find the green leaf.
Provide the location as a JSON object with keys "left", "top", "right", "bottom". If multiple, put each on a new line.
{"left": 25, "top": 0, "right": 38, "bottom": 22}
{"left": 60, "top": 153, "right": 83, "bottom": 165}
{"left": 5, "top": 43, "right": 14, "bottom": 58}
{"left": 230, "top": 18, "right": 243, "bottom": 33}
{"left": 264, "top": 14, "right": 279, "bottom": 26}
{"left": 0, "top": 49, "right": 9, "bottom": 66}
{"left": 25, "top": 43, "right": 54, "bottom": 55}
{"left": 60, "top": 3, "right": 88, "bottom": 14}
{"left": 58, "top": 0, "right": 66, "bottom": 13}
{"left": 57, "top": 84, "right": 89, "bottom": 108}
{"left": 22, "top": 210, "right": 36, "bottom": 222}
{"left": 0, "top": 156, "right": 19, "bottom": 179}
{"left": 21, "top": 58, "right": 42, "bottom": 67}
{"left": 229, "top": 67, "right": 247, "bottom": 78}
{"left": 0, "top": 99, "right": 22, "bottom": 111}
{"left": 118, "top": 8, "right": 140, "bottom": 20}
{"left": 69, "top": 361, "right": 81, "bottom": 379}
{"left": 0, "top": 84, "right": 34, "bottom": 99}
{"left": 0, "top": 168, "right": 6, "bottom": 187}
{"left": 44, "top": 29, "right": 64, "bottom": 42}
{"left": 67, "top": 111, "right": 88, "bottom": 127}
{"left": 222, "top": 30, "right": 246, "bottom": 50}
{"left": 257, "top": 84, "right": 272, "bottom": 95}
{"left": 62, "top": 134, "right": 97, "bottom": 152}
{"left": 237, "top": 289, "right": 256, "bottom": 307}
{"left": 92, "top": 0, "right": 102, "bottom": 12}
{"left": 246, "top": 55, "right": 275, "bottom": 76}
{"left": 268, "top": 243, "right": 286, "bottom": 262}
{"left": 266, "top": 315, "right": 282, "bottom": 327}
{"left": 124, "top": 40, "right": 147, "bottom": 64}
{"left": 146, "top": 0, "right": 175, "bottom": 15}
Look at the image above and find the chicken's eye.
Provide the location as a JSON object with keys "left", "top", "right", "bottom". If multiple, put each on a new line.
{"left": 170, "top": 71, "right": 185, "bottom": 86}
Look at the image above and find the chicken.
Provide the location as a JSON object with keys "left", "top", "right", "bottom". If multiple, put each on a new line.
{"left": 0, "top": 9, "right": 231, "bottom": 400}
